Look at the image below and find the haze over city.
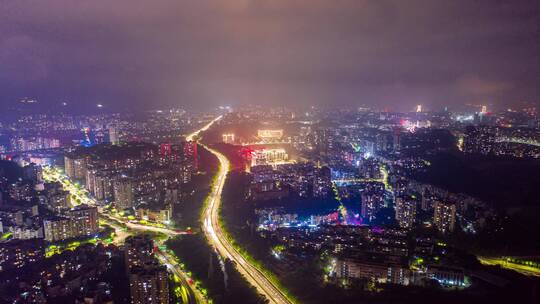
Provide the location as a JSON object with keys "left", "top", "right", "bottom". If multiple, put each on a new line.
{"left": 1, "top": 0, "right": 539, "bottom": 112}
{"left": 1, "top": 2, "right": 540, "bottom": 304}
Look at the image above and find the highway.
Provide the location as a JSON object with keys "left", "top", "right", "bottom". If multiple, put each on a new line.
{"left": 192, "top": 117, "right": 293, "bottom": 304}
{"left": 495, "top": 136, "right": 540, "bottom": 147}
{"left": 42, "top": 115, "right": 292, "bottom": 304}
{"left": 99, "top": 212, "right": 185, "bottom": 236}
{"left": 156, "top": 246, "right": 201, "bottom": 304}
{"left": 478, "top": 257, "right": 540, "bottom": 277}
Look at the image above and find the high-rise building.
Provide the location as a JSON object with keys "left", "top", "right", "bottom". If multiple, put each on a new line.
{"left": 124, "top": 235, "right": 170, "bottom": 304}
{"left": 313, "top": 166, "right": 332, "bottom": 197}
{"left": 159, "top": 143, "right": 172, "bottom": 157}
{"left": 94, "top": 172, "right": 115, "bottom": 203}
{"left": 315, "top": 127, "right": 332, "bottom": 156}
{"left": 433, "top": 202, "right": 456, "bottom": 233}
{"left": 164, "top": 187, "right": 179, "bottom": 209}
{"left": 64, "top": 155, "right": 75, "bottom": 178}
{"left": 124, "top": 235, "right": 154, "bottom": 271}
{"left": 43, "top": 217, "right": 75, "bottom": 242}
{"left": 129, "top": 264, "right": 170, "bottom": 304}
{"left": 23, "top": 163, "right": 42, "bottom": 182}
{"left": 361, "top": 193, "right": 384, "bottom": 222}
{"left": 109, "top": 125, "right": 120, "bottom": 145}
{"left": 67, "top": 204, "right": 98, "bottom": 236}
{"left": 73, "top": 157, "right": 88, "bottom": 181}
{"left": 15, "top": 211, "right": 24, "bottom": 226}
{"left": 12, "top": 226, "right": 43, "bottom": 240}
{"left": 395, "top": 196, "right": 417, "bottom": 229}
{"left": 392, "top": 127, "right": 401, "bottom": 151}
{"left": 114, "top": 177, "right": 134, "bottom": 209}
{"left": 85, "top": 166, "right": 97, "bottom": 194}
{"left": 183, "top": 141, "right": 198, "bottom": 172}
{"left": 43, "top": 205, "right": 99, "bottom": 242}
{"left": 65, "top": 154, "right": 87, "bottom": 180}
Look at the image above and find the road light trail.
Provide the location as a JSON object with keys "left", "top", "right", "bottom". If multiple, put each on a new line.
{"left": 478, "top": 256, "right": 540, "bottom": 277}
{"left": 42, "top": 167, "right": 201, "bottom": 304}
{"left": 192, "top": 116, "right": 293, "bottom": 304}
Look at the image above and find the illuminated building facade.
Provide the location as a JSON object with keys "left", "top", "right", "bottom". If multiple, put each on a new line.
{"left": 361, "top": 192, "right": 384, "bottom": 222}
{"left": 124, "top": 235, "right": 170, "bottom": 304}
{"left": 136, "top": 206, "right": 172, "bottom": 223}
{"left": 114, "top": 177, "right": 134, "bottom": 209}
{"left": 129, "top": 265, "right": 170, "bottom": 304}
{"left": 251, "top": 148, "right": 288, "bottom": 166}
{"left": 124, "top": 235, "right": 154, "bottom": 270}
{"left": 0, "top": 240, "right": 45, "bottom": 271}
{"left": 433, "top": 202, "right": 456, "bottom": 233}
{"left": 65, "top": 154, "right": 88, "bottom": 180}
{"left": 222, "top": 133, "right": 235, "bottom": 144}
{"left": 67, "top": 204, "right": 99, "bottom": 236}
{"left": 336, "top": 257, "right": 410, "bottom": 285}
{"left": 109, "top": 125, "right": 120, "bottom": 145}
{"left": 395, "top": 196, "right": 417, "bottom": 229}
{"left": 257, "top": 129, "right": 284, "bottom": 140}
{"left": 183, "top": 141, "right": 198, "bottom": 172}
{"left": 43, "top": 206, "right": 99, "bottom": 242}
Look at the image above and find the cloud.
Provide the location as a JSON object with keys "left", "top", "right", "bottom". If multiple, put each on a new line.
{"left": 0, "top": 0, "right": 538, "bottom": 111}
{"left": 0, "top": 35, "right": 50, "bottom": 83}
{"left": 456, "top": 75, "right": 514, "bottom": 96}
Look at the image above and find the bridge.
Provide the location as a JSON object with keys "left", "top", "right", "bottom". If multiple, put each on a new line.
{"left": 495, "top": 136, "right": 540, "bottom": 147}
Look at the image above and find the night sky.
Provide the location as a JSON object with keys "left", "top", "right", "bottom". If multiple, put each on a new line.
{"left": 1, "top": 0, "right": 539, "bottom": 112}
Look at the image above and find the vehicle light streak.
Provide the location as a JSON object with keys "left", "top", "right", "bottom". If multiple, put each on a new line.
{"left": 194, "top": 116, "right": 293, "bottom": 304}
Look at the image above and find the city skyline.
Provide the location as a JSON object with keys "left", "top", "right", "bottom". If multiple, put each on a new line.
{"left": 1, "top": 2, "right": 540, "bottom": 303}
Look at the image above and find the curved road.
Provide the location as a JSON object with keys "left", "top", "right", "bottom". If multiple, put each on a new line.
{"left": 190, "top": 116, "right": 293, "bottom": 304}
{"left": 42, "top": 167, "right": 202, "bottom": 304}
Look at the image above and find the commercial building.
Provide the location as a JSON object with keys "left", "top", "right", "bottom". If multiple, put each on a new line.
{"left": 251, "top": 148, "right": 288, "bottom": 167}
{"left": 136, "top": 205, "right": 172, "bottom": 223}
{"left": 257, "top": 129, "right": 284, "bottom": 140}
{"left": 222, "top": 133, "right": 235, "bottom": 144}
